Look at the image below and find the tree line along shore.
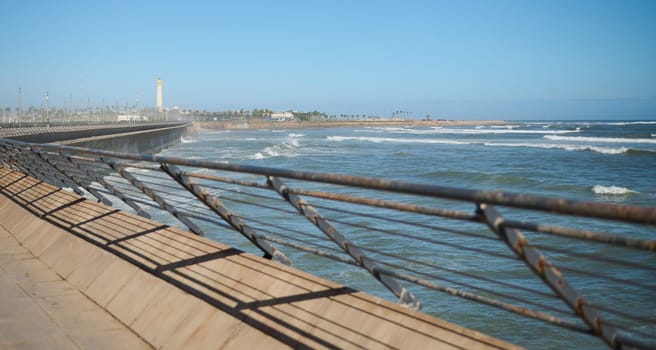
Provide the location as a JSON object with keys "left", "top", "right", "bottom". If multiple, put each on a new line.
{"left": 194, "top": 119, "right": 506, "bottom": 130}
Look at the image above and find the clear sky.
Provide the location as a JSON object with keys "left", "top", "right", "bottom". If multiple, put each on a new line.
{"left": 1, "top": 0, "right": 655, "bottom": 119}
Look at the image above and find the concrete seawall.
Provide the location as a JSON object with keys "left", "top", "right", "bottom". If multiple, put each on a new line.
{"left": 1, "top": 122, "right": 191, "bottom": 154}
{"left": 56, "top": 123, "right": 191, "bottom": 154}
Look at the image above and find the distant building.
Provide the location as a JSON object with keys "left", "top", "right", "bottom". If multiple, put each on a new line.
{"left": 156, "top": 77, "right": 163, "bottom": 113}
{"left": 117, "top": 114, "right": 146, "bottom": 122}
{"left": 269, "top": 112, "right": 295, "bottom": 121}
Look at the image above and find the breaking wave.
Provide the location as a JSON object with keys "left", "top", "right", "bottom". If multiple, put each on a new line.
{"left": 326, "top": 136, "right": 470, "bottom": 145}
{"left": 483, "top": 142, "right": 631, "bottom": 154}
{"left": 364, "top": 127, "right": 581, "bottom": 135}
{"left": 544, "top": 135, "right": 656, "bottom": 144}
{"left": 602, "top": 121, "right": 656, "bottom": 126}
{"left": 592, "top": 185, "right": 638, "bottom": 195}
{"left": 249, "top": 137, "right": 302, "bottom": 159}
{"left": 327, "top": 136, "right": 654, "bottom": 155}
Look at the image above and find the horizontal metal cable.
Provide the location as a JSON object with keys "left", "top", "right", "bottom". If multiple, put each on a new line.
{"left": 186, "top": 171, "right": 271, "bottom": 189}
{"left": 598, "top": 318, "right": 656, "bottom": 345}
{"left": 289, "top": 188, "right": 479, "bottom": 222}
{"left": 317, "top": 210, "right": 516, "bottom": 261}
{"left": 238, "top": 214, "right": 334, "bottom": 243}
{"left": 546, "top": 263, "right": 656, "bottom": 292}
{"left": 173, "top": 210, "right": 233, "bottom": 231}
{"left": 527, "top": 243, "right": 656, "bottom": 272}
{"left": 253, "top": 233, "right": 359, "bottom": 266}
{"left": 354, "top": 242, "right": 557, "bottom": 299}
{"left": 252, "top": 225, "right": 348, "bottom": 257}
{"left": 119, "top": 169, "right": 177, "bottom": 182}
{"left": 311, "top": 200, "right": 498, "bottom": 241}
{"left": 373, "top": 267, "right": 590, "bottom": 333}
{"left": 357, "top": 249, "right": 571, "bottom": 317}
{"left": 115, "top": 162, "right": 161, "bottom": 171}
{"left": 585, "top": 301, "right": 656, "bottom": 325}
{"left": 503, "top": 219, "right": 656, "bottom": 251}
{"left": 209, "top": 192, "right": 300, "bottom": 216}
{"left": 199, "top": 182, "right": 285, "bottom": 203}
{"left": 91, "top": 188, "right": 161, "bottom": 210}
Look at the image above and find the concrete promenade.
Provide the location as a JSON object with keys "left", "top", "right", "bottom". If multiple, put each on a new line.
{"left": 0, "top": 166, "right": 521, "bottom": 349}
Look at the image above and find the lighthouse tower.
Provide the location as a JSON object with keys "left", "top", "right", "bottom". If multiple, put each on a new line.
{"left": 156, "top": 77, "right": 163, "bottom": 113}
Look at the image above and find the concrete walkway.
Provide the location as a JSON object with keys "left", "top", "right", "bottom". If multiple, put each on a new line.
{"left": 0, "top": 222, "right": 152, "bottom": 349}
{"left": 0, "top": 166, "right": 521, "bottom": 350}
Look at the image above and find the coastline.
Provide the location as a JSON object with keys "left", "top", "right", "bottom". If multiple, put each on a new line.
{"left": 194, "top": 119, "right": 506, "bottom": 130}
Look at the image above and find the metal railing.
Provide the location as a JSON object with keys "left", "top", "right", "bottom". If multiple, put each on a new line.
{"left": 1, "top": 137, "right": 654, "bottom": 349}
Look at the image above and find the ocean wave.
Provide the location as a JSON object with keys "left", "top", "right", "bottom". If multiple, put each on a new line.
{"left": 288, "top": 133, "right": 305, "bottom": 138}
{"left": 483, "top": 142, "right": 630, "bottom": 154}
{"left": 326, "top": 136, "right": 471, "bottom": 145}
{"left": 490, "top": 124, "right": 521, "bottom": 129}
{"left": 360, "top": 126, "right": 580, "bottom": 135}
{"left": 180, "top": 136, "right": 195, "bottom": 144}
{"left": 404, "top": 127, "right": 579, "bottom": 135}
{"left": 602, "top": 121, "right": 656, "bottom": 126}
{"left": 544, "top": 135, "right": 656, "bottom": 144}
{"left": 326, "top": 136, "right": 651, "bottom": 154}
{"left": 592, "top": 185, "right": 638, "bottom": 195}
{"left": 249, "top": 137, "right": 301, "bottom": 159}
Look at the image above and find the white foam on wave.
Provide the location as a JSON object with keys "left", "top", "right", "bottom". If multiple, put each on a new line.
{"left": 249, "top": 136, "right": 302, "bottom": 159}
{"left": 327, "top": 136, "right": 639, "bottom": 154}
{"left": 180, "top": 136, "right": 195, "bottom": 144}
{"left": 602, "top": 121, "right": 656, "bottom": 126}
{"left": 288, "top": 133, "right": 305, "bottom": 138}
{"left": 409, "top": 127, "right": 579, "bottom": 135}
{"left": 326, "top": 136, "right": 470, "bottom": 145}
{"left": 544, "top": 135, "right": 656, "bottom": 144}
{"left": 483, "top": 142, "right": 630, "bottom": 154}
{"left": 360, "top": 126, "right": 579, "bottom": 135}
{"left": 592, "top": 185, "right": 638, "bottom": 195}
{"left": 490, "top": 124, "right": 521, "bottom": 129}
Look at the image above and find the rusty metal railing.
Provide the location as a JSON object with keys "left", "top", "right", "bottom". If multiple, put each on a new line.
{"left": 1, "top": 138, "right": 654, "bottom": 349}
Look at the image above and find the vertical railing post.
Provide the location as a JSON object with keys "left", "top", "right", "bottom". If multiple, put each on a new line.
{"left": 27, "top": 148, "right": 84, "bottom": 195}
{"left": 477, "top": 202, "right": 620, "bottom": 349}
{"left": 62, "top": 153, "right": 152, "bottom": 218}
{"left": 0, "top": 143, "right": 37, "bottom": 178}
{"left": 104, "top": 158, "right": 204, "bottom": 235}
{"left": 32, "top": 149, "right": 111, "bottom": 205}
{"left": 161, "top": 163, "right": 290, "bottom": 265}
{"left": 268, "top": 176, "right": 421, "bottom": 310}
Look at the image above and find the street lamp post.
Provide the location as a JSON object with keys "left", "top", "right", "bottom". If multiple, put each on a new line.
{"left": 18, "top": 87, "right": 22, "bottom": 128}
{"left": 46, "top": 91, "right": 50, "bottom": 128}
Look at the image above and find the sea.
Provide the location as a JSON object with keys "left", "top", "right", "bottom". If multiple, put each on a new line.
{"left": 157, "top": 120, "right": 656, "bottom": 349}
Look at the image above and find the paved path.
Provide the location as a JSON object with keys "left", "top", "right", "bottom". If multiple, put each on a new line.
{"left": 0, "top": 222, "right": 152, "bottom": 349}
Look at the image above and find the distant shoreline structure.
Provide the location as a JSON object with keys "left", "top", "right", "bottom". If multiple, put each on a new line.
{"left": 195, "top": 119, "right": 506, "bottom": 130}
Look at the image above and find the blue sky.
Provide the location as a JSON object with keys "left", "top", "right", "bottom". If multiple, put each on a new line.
{"left": 1, "top": 0, "right": 655, "bottom": 119}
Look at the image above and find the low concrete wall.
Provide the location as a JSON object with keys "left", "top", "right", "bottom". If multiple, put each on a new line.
{"left": 56, "top": 123, "right": 191, "bottom": 154}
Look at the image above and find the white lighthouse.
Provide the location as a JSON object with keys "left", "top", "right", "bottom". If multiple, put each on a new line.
{"left": 156, "top": 77, "right": 163, "bottom": 113}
